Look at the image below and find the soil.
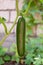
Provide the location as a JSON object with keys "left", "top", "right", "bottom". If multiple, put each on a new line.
{"left": 3, "top": 61, "right": 26, "bottom": 65}
{"left": 1, "top": 54, "right": 33, "bottom": 65}
{"left": 0, "top": 53, "right": 27, "bottom": 65}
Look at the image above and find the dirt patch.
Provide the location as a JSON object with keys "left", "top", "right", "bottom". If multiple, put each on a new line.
{"left": 3, "top": 61, "right": 26, "bottom": 65}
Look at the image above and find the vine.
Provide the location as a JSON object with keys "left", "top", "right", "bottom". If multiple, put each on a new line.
{"left": 23, "top": 0, "right": 33, "bottom": 15}
{"left": 0, "top": 0, "right": 19, "bottom": 45}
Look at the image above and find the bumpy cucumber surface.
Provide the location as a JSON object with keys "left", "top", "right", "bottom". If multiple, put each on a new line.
{"left": 16, "top": 16, "right": 25, "bottom": 57}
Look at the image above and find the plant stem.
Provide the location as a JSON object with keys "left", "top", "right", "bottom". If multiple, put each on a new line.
{"left": 0, "top": 16, "right": 17, "bottom": 46}
{"left": 9, "top": 17, "right": 17, "bottom": 33}
{"left": 19, "top": 57, "right": 24, "bottom": 64}
{"left": 2, "top": 22, "right": 8, "bottom": 34}
{"left": 16, "top": 0, "right": 19, "bottom": 16}
{"left": 23, "top": 0, "right": 32, "bottom": 15}
{"left": 0, "top": 0, "right": 19, "bottom": 45}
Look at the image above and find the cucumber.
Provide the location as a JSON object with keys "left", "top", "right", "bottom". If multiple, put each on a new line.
{"left": 16, "top": 16, "right": 25, "bottom": 57}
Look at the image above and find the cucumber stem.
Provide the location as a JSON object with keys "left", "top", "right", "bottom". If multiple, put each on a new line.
{"left": 19, "top": 58, "right": 24, "bottom": 64}
{"left": 16, "top": 0, "right": 19, "bottom": 16}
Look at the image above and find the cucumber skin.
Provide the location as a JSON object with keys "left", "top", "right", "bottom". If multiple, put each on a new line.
{"left": 16, "top": 16, "right": 25, "bottom": 57}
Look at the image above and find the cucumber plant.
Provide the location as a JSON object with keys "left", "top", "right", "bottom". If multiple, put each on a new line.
{"left": 16, "top": 16, "right": 26, "bottom": 63}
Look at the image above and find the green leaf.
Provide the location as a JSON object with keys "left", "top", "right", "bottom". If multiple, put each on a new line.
{"left": 0, "top": 58, "right": 4, "bottom": 65}
{"left": 12, "top": 55, "right": 19, "bottom": 62}
{"left": 0, "top": 47, "right": 5, "bottom": 56}
{"left": 10, "top": 43, "right": 17, "bottom": 52}
{"left": 3, "top": 48, "right": 8, "bottom": 52}
{"left": 2, "top": 17, "right": 6, "bottom": 21}
{"left": 25, "top": 53, "right": 34, "bottom": 65}
{"left": 40, "top": 0, "right": 43, "bottom": 4}
{"left": 0, "top": 17, "right": 6, "bottom": 23}
{"left": 4, "top": 55, "right": 11, "bottom": 61}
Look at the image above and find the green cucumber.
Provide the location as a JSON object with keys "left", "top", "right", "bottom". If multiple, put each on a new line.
{"left": 16, "top": 16, "right": 25, "bottom": 57}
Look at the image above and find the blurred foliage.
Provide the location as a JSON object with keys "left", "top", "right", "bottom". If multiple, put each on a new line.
{"left": 22, "top": 0, "right": 43, "bottom": 25}
{"left": 0, "top": 46, "right": 8, "bottom": 56}
{"left": 25, "top": 37, "right": 43, "bottom": 65}
{"left": 9, "top": 39, "right": 43, "bottom": 65}
{"left": 20, "top": 0, "right": 43, "bottom": 65}
{"left": 0, "top": 58, "right": 4, "bottom": 65}
{"left": 22, "top": 0, "right": 43, "bottom": 12}
{"left": 10, "top": 43, "right": 19, "bottom": 62}
{"left": 21, "top": 0, "right": 43, "bottom": 37}
{"left": 0, "top": 46, "right": 8, "bottom": 64}
{"left": 4, "top": 55, "right": 11, "bottom": 62}
{"left": 0, "top": 40, "right": 43, "bottom": 65}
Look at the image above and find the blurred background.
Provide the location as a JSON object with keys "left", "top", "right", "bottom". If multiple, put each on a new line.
{"left": 0, "top": 0, "right": 43, "bottom": 65}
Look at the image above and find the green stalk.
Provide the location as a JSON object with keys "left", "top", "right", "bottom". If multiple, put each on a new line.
{"left": 0, "top": 16, "right": 17, "bottom": 46}
{"left": 16, "top": 0, "right": 19, "bottom": 16}
{"left": 23, "top": 0, "right": 32, "bottom": 15}
{"left": 2, "top": 22, "right": 8, "bottom": 34}
{"left": 0, "top": 0, "right": 19, "bottom": 45}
